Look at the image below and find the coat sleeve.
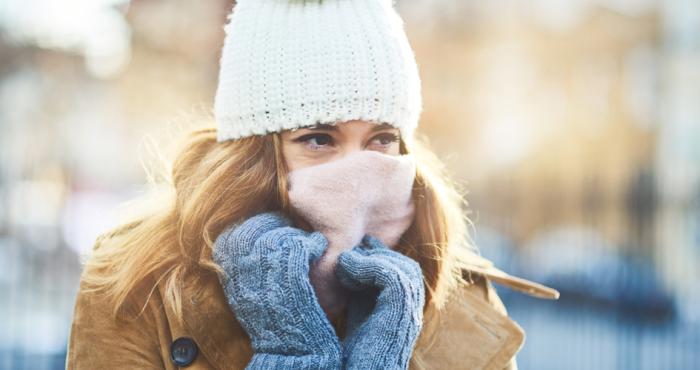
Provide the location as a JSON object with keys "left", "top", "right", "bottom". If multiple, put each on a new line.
{"left": 65, "top": 273, "right": 166, "bottom": 369}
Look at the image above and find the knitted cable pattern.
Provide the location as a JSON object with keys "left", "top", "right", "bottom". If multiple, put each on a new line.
{"left": 212, "top": 211, "right": 342, "bottom": 369}
{"left": 336, "top": 234, "right": 426, "bottom": 369}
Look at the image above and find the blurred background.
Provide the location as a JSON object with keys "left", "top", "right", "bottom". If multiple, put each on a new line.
{"left": 0, "top": 0, "right": 698, "bottom": 369}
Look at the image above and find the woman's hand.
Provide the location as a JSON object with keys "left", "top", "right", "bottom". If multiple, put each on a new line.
{"left": 335, "top": 234, "right": 426, "bottom": 370}
{"left": 212, "top": 211, "right": 342, "bottom": 369}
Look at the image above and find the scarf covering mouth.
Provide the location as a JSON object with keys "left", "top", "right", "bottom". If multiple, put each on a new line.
{"left": 286, "top": 150, "right": 417, "bottom": 318}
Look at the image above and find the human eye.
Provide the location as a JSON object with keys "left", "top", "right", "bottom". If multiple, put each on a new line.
{"left": 368, "top": 132, "right": 400, "bottom": 148}
{"left": 292, "top": 133, "right": 335, "bottom": 151}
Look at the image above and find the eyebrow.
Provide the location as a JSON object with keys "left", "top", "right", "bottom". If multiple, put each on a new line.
{"left": 306, "top": 122, "right": 396, "bottom": 132}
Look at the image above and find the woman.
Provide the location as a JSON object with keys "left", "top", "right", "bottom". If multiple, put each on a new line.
{"left": 66, "top": 0, "right": 559, "bottom": 369}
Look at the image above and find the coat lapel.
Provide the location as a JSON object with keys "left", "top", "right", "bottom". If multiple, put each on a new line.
{"left": 412, "top": 277, "right": 526, "bottom": 370}
{"left": 473, "top": 265, "right": 559, "bottom": 299}
{"left": 462, "top": 254, "right": 560, "bottom": 300}
{"left": 411, "top": 263, "right": 559, "bottom": 370}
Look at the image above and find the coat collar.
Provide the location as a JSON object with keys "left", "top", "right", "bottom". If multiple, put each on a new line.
{"left": 163, "top": 265, "right": 559, "bottom": 370}
{"left": 465, "top": 262, "right": 560, "bottom": 300}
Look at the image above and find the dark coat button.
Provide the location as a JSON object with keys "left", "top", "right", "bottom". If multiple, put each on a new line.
{"left": 170, "top": 337, "right": 198, "bottom": 367}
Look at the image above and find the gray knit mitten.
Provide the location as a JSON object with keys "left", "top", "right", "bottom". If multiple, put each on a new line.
{"left": 212, "top": 211, "right": 342, "bottom": 370}
{"left": 335, "top": 234, "right": 426, "bottom": 370}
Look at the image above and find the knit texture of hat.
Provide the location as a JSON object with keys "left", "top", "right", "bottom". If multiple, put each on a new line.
{"left": 214, "top": 0, "right": 423, "bottom": 143}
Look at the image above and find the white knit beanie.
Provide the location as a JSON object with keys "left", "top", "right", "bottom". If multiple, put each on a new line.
{"left": 213, "top": 0, "right": 422, "bottom": 143}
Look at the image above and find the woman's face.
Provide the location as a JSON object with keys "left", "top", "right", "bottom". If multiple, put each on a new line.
{"left": 280, "top": 120, "right": 401, "bottom": 171}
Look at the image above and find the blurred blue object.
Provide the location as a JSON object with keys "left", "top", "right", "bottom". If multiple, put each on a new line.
{"left": 518, "top": 226, "right": 676, "bottom": 323}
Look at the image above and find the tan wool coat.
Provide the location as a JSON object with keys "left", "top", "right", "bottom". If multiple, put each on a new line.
{"left": 66, "top": 236, "right": 559, "bottom": 370}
